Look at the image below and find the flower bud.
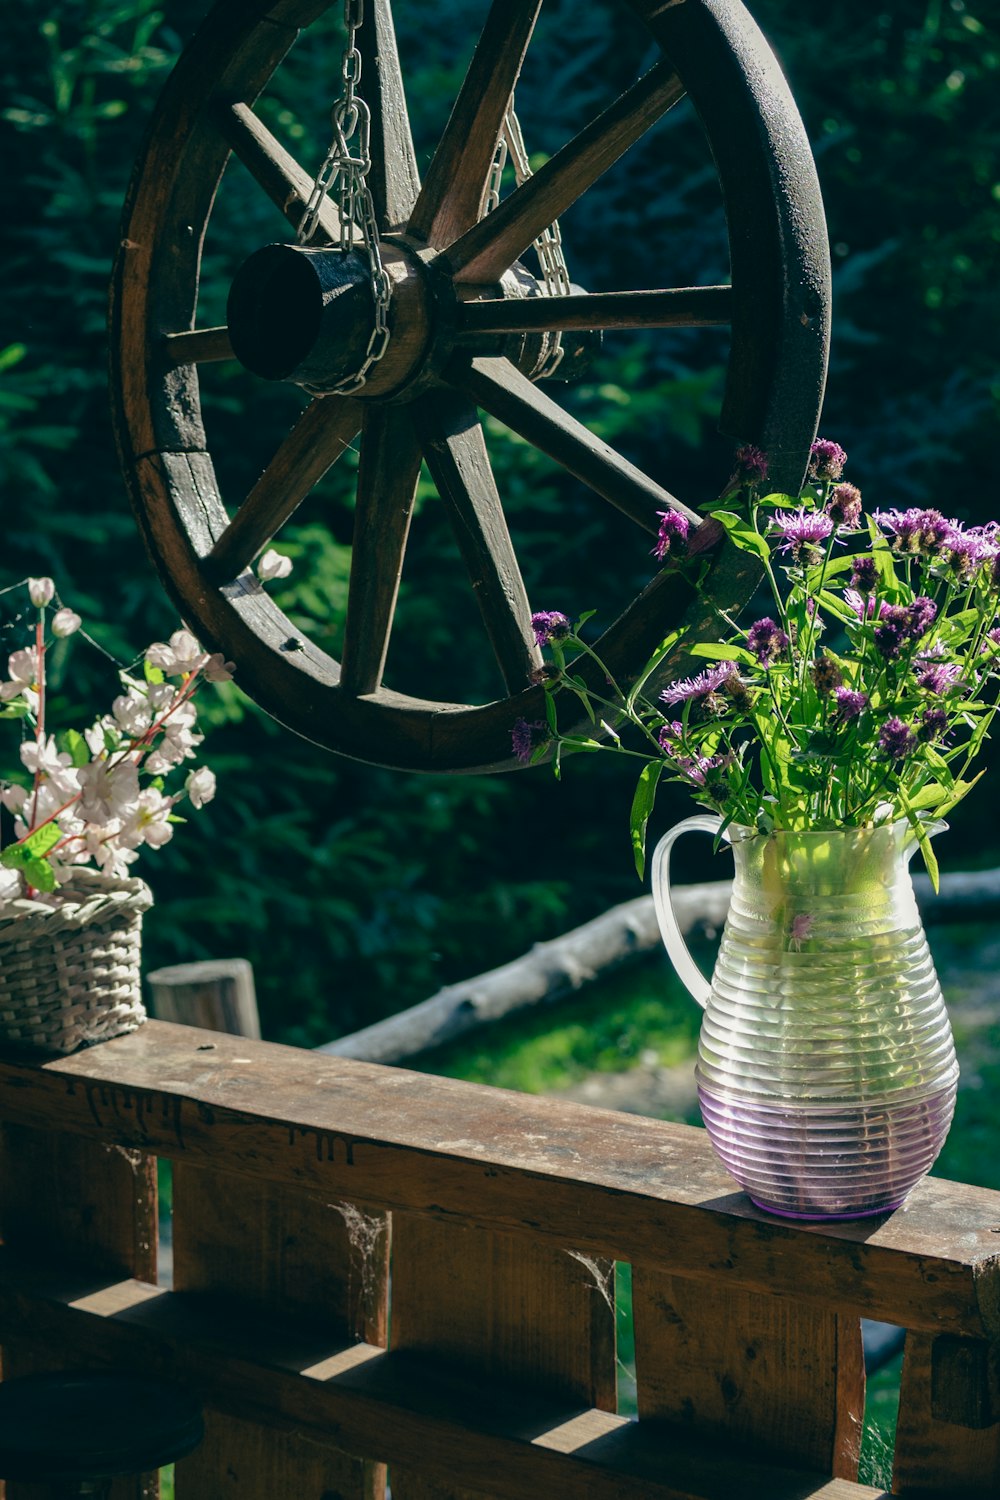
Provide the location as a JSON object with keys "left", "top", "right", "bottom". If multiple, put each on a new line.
{"left": 28, "top": 577, "right": 54, "bottom": 608}
{"left": 51, "top": 608, "right": 81, "bottom": 638}
{"left": 257, "top": 549, "right": 292, "bottom": 582}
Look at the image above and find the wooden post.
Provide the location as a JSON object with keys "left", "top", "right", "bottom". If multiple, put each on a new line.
{"left": 631, "top": 1266, "right": 866, "bottom": 1480}
{"left": 388, "top": 1216, "right": 616, "bottom": 1499}
{"left": 146, "top": 960, "right": 261, "bottom": 1039}
{"left": 893, "top": 1332, "right": 1000, "bottom": 1495}
{"left": 171, "top": 1162, "right": 388, "bottom": 1499}
{"left": 0, "top": 1123, "right": 159, "bottom": 1500}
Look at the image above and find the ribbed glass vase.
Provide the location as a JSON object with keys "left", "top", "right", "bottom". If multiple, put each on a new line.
{"left": 652, "top": 816, "right": 958, "bottom": 1220}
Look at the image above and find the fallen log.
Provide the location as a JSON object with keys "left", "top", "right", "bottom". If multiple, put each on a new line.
{"left": 319, "top": 866, "right": 1000, "bottom": 1066}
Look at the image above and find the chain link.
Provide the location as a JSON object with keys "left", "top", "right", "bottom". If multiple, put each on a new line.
{"left": 488, "top": 107, "right": 573, "bottom": 379}
{"left": 297, "top": 0, "right": 393, "bottom": 394}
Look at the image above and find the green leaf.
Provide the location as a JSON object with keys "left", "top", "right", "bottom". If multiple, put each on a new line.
{"left": 22, "top": 822, "right": 62, "bottom": 858}
{"left": 0, "top": 701, "right": 30, "bottom": 719}
{"left": 630, "top": 761, "right": 663, "bottom": 881}
{"left": 688, "top": 641, "right": 756, "bottom": 666}
{"left": 144, "top": 659, "right": 165, "bottom": 685}
{"left": 758, "top": 492, "right": 800, "bottom": 509}
{"left": 1, "top": 845, "right": 57, "bottom": 892}
{"left": 543, "top": 687, "right": 558, "bottom": 734}
{"left": 62, "top": 728, "right": 90, "bottom": 768}
{"left": 103, "top": 728, "right": 119, "bottom": 754}
{"left": 626, "top": 629, "right": 682, "bottom": 712}
{"left": 712, "top": 510, "right": 770, "bottom": 563}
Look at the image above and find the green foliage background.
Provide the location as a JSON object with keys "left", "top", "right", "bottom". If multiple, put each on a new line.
{"left": 1, "top": 0, "right": 997, "bottom": 1043}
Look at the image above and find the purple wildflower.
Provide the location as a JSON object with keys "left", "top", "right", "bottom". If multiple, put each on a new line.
{"left": 918, "top": 707, "right": 949, "bottom": 743}
{"left": 511, "top": 718, "right": 546, "bottom": 764}
{"left": 733, "top": 445, "right": 770, "bottom": 485}
{"left": 850, "top": 555, "right": 878, "bottom": 593}
{"left": 531, "top": 611, "right": 571, "bottom": 648}
{"left": 878, "top": 716, "right": 918, "bottom": 760}
{"left": 944, "top": 525, "right": 998, "bottom": 580}
{"left": 873, "top": 507, "right": 955, "bottom": 557}
{"left": 832, "top": 686, "right": 868, "bottom": 723}
{"left": 907, "top": 596, "right": 938, "bottom": 639}
{"left": 827, "top": 483, "right": 862, "bottom": 530}
{"left": 809, "top": 439, "right": 848, "bottom": 482}
{"left": 660, "top": 661, "right": 736, "bottom": 708}
{"left": 770, "top": 507, "right": 835, "bottom": 565}
{"left": 873, "top": 607, "right": 908, "bottom": 660}
{"left": 916, "top": 661, "right": 961, "bottom": 694}
{"left": 658, "top": 720, "right": 684, "bottom": 753}
{"left": 653, "top": 509, "right": 690, "bottom": 561}
{"left": 746, "top": 616, "right": 789, "bottom": 666}
{"left": 988, "top": 626, "right": 1000, "bottom": 648}
{"left": 845, "top": 587, "right": 878, "bottom": 621}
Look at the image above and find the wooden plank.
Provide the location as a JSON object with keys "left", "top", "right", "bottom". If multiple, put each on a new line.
{"left": 172, "top": 1162, "right": 387, "bottom": 1499}
{"left": 893, "top": 1331, "right": 1000, "bottom": 1495}
{"left": 447, "top": 61, "right": 684, "bottom": 284}
{"left": 339, "top": 405, "right": 421, "bottom": 697}
{"left": 147, "top": 959, "right": 261, "bottom": 1038}
{"left": 460, "top": 355, "right": 697, "bottom": 534}
{"left": 0, "top": 1025, "right": 998, "bottom": 1340}
{"left": 632, "top": 1270, "right": 865, "bottom": 1479}
{"left": 0, "top": 1124, "right": 158, "bottom": 1500}
{"left": 418, "top": 388, "right": 541, "bottom": 693}
{"left": 390, "top": 1218, "right": 615, "bottom": 1498}
{"left": 407, "top": 0, "right": 542, "bottom": 249}
{"left": 163, "top": 327, "right": 235, "bottom": 366}
{"left": 0, "top": 1251, "right": 884, "bottom": 1500}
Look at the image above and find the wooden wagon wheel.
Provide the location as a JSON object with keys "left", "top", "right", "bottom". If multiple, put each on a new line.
{"left": 110, "top": 0, "right": 830, "bottom": 773}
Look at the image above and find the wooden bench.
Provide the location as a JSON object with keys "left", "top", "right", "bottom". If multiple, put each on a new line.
{"left": 0, "top": 1020, "right": 996, "bottom": 1498}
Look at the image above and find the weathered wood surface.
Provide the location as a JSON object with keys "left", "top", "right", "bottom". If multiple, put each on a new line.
{"left": 0, "top": 1250, "right": 884, "bottom": 1500}
{"left": 361, "top": 0, "right": 421, "bottom": 232}
{"left": 147, "top": 958, "right": 261, "bottom": 1038}
{"left": 172, "top": 1163, "right": 386, "bottom": 1498}
{"left": 457, "top": 286, "right": 733, "bottom": 335}
{"left": 390, "top": 1218, "right": 615, "bottom": 1499}
{"left": 323, "top": 864, "right": 1000, "bottom": 1065}
{"left": 633, "top": 1271, "right": 865, "bottom": 1478}
{"left": 0, "top": 1024, "right": 997, "bottom": 1340}
{"left": 0, "top": 1124, "right": 158, "bottom": 1500}
{"left": 892, "top": 1331, "right": 1000, "bottom": 1496}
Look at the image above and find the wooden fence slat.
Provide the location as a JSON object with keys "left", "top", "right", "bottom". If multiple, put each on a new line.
{"left": 893, "top": 1331, "right": 1000, "bottom": 1495}
{"left": 171, "top": 1162, "right": 388, "bottom": 1499}
{"left": 0, "top": 1123, "right": 158, "bottom": 1500}
{"left": 632, "top": 1269, "right": 865, "bottom": 1479}
{"left": 389, "top": 1217, "right": 616, "bottom": 1499}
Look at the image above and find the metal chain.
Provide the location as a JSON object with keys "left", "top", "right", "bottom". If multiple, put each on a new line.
{"left": 297, "top": 0, "right": 392, "bottom": 394}
{"left": 488, "top": 107, "right": 572, "bottom": 379}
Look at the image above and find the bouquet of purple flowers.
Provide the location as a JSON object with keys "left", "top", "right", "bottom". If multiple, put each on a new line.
{"left": 522, "top": 440, "right": 1000, "bottom": 886}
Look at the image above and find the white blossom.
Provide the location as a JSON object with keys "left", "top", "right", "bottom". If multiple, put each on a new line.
{"left": 112, "top": 690, "right": 154, "bottom": 739}
{"left": 77, "top": 758, "right": 140, "bottom": 825}
{"left": 0, "top": 783, "right": 27, "bottom": 813}
{"left": 0, "top": 866, "right": 23, "bottom": 901}
{"left": 257, "top": 549, "right": 292, "bottom": 582}
{"left": 1, "top": 646, "right": 40, "bottom": 710}
{"left": 51, "top": 608, "right": 81, "bottom": 638}
{"left": 28, "top": 577, "right": 54, "bottom": 607}
{"left": 120, "top": 788, "right": 174, "bottom": 850}
{"left": 204, "top": 653, "right": 235, "bottom": 683}
{"left": 185, "top": 765, "right": 216, "bottom": 809}
{"left": 19, "top": 734, "right": 80, "bottom": 800}
{"left": 145, "top": 629, "right": 207, "bottom": 677}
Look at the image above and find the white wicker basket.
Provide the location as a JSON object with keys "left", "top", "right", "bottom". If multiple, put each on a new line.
{"left": 0, "top": 870, "right": 153, "bottom": 1053}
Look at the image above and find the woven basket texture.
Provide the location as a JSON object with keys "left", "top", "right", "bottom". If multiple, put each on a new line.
{"left": 0, "top": 870, "right": 153, "bottom": 1053}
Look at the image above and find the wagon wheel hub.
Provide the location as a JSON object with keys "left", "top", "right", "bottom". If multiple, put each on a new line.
{"left": 226, "top": 238, "right": 563, "bottom": 398}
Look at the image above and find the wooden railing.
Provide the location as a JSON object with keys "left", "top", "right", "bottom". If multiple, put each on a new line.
{"left": 0, "top": 1020, "right": 997, "bottom": 1498}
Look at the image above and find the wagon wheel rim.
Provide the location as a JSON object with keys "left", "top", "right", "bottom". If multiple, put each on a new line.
{"left": 110, "top": 0, "right": 830, "bottom": 774}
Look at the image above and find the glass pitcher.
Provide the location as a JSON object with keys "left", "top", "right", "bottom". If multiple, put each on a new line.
{"left": 652, "top": 815, "right": 958, "bottom": 1220}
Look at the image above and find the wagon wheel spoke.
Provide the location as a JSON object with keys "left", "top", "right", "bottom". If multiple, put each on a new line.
{"left": 215, "top": 102, "right": 352, "bottom": 241}
{"left": 163, "top": 327, "right": 235, "bottom": 367}
{"left": 358, "top": 0, "right": 421, "bottom": 231}
{"left": 446, "top": 60, "right": 685, "bottom": 285}
{"left": 457, "top": 356, "right": 696, "bottom": 535}
{"left": 203, "top": 397, "right": 361, "bottom": 583}
{"left": 458, "top": 286, "right": 733, "bottom": 338}
{"left": 339, "top": 405, "right": 422, "bottom": 697}
{"left": 407, "top": 0, "right": 542, "bottom": 248}
{"left": 417, "top": 387, "right": 541, "bottom": 692}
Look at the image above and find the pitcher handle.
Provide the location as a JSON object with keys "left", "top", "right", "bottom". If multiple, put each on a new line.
{"left": 650, "top": 814, "right": 725, "bottom": 1011}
